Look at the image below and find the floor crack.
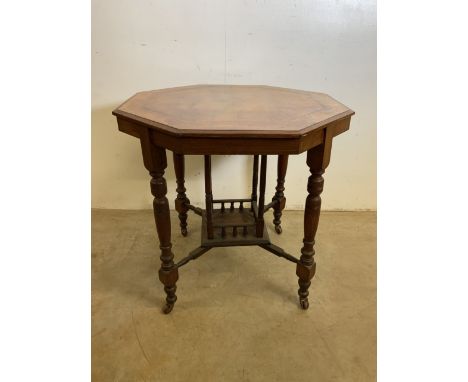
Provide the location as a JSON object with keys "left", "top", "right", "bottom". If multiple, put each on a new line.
{"left": 131, "top": 310, "right": 151, "bottom": 366}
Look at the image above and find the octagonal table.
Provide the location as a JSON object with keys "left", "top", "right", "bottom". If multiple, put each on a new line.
{"left": 112, "top": 85, "right": 354, "bottom": 313}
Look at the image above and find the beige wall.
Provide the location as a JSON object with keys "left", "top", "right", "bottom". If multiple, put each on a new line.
{"left": 92, "top": 0, "right": 376, "bottom": 210}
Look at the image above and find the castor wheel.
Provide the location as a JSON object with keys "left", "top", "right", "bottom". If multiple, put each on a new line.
{"left": 181, "top": 228, "right": 188, "bottom": 237}
{"left": 275, "top": 225, "right": 282, "bottom": 234}
{"left": 299, "top": 298, "right": 309, "bottom": 310}
{"left": 163, "top": 303, "right": 174, "bottom": 314}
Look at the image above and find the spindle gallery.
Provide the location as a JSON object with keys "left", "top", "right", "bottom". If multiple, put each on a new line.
{"left": 113, "top": 85, "right": 354, "bottom": 313}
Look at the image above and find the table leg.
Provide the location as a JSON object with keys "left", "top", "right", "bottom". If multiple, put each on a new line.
{"left": 251, "top": 155, "right": 259, "bottom": 211}
{"left": 272, "top": 154, "right": 288, "bottom": 234}
{"left": 204, "top": 155, "right": 214, "bottom": 239}
{"left": 296, "top": 128, "right": 333, "bottom": 310}
{"left": 256, "top": 155, "right": 267, "bottom": 237}
{"left": 173, "top": 153, "right": 190, "bottom": 236}
{"left": 140, "top": 130, "right": 178, "bottom": 314}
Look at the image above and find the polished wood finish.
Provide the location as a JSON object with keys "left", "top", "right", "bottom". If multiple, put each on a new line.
{"left": 114, "top": 114, "right": 350, "bottom": 155}
{"left": 256, "top": 155, "right": 267, "bottom": 237}
{"left": 260, "top": 243, "right": 300, "bottom": 264}
{"left": 296, "top": 126, "right": 334, "bottom": 310}
{"left": 204, "top": 155, "right": 214, "bottom": 240}
{"left": 272, "top": 155, "right": 289, "bottom": 234}
{"left": 201, "top": 210, "right": 270, "bottom": 247}
{"left": 175, "top": 246, "right": 211, "bottom": 268}
{"left": 251, "top": 155, "right": 259, "bottom": 210}
{"left": 173, "top": 153, "right": 189, "bottom": 236}
{"left": 113, "top": 85, "right": 354, "bottom": 313}
{"left": 139, "top": 128, "right": 178, "bottom": 314}
{"left": 113, "top": 85, "right": 354, "bottom": 156}
{"left": 114, "top": 85, "right": 353, "bottom": 137}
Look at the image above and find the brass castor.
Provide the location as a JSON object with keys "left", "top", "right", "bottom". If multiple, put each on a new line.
{"left": 299, "top": 298, "right": 309, "bottom": 310}
{"left": 275, "top": 225, "right": 282, "bottom": 234}
{"left": 163, "top": 303, "right": 174, "bottom": 314}
{"left": 181, "top": 228, "right": 188, "bottom": 237}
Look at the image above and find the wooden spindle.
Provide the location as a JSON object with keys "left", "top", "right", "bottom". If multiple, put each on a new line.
{"left": 272, "top": 154, "right": 289, "bottom": 234}
{"left": 230, "top": 202, "right": 234, "bottom": 212}
{"left": 173, "top": 153, "right": 190, "bottom": 236}
{"left": 221, "top": 202, "right": 225, "bottom": 213}
{"left": 233, "top": 226, "right": 238, "bottom": 237}
{"left": 204, "top": 155, "right": 214, "bottom": 239}
{"left": 239, "top": 201, "right": 244, "bottom": 211}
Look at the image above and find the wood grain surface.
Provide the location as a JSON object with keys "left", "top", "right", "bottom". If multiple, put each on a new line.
{"left": 113, "top": 85, "right": 354, "bottom": 138}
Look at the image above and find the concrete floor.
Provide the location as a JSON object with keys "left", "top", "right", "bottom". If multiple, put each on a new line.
{"left": 92, "top": 210, "right": 376, "bottom": 382}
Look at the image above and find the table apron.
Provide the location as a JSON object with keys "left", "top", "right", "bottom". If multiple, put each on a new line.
{"left": 116, "top": 116, "right": 350, "bottom": 155}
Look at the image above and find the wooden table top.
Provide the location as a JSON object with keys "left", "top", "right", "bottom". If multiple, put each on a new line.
{"left": 113, "top": 85, "right": 354, "bottom": 139}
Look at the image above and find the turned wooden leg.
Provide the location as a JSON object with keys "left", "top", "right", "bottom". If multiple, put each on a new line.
{"left": 296, "top": 127, "right": 333, "bottom": 310}
{"left": 251, "top": 155, "right": 259, "bottom": 211}
{"left": 152, "top": 169, "right": 178, "bottom": 314}
{"left": 140, "top": 129, "right": 178, "bottom": 314}
{"left": 272, "top": 154, "right": 288, "bottom": 234}
{"left": 256, "top": 155, "right": 267, "bottom": 237}
{"left": 297, "top": 166, "right": 322, "bottom": 310}
{"left": 173, "top": 153, "right": 189, "bottom": 236}
{"left": 204, "top": 155, "right": 214, "bottom": 239}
